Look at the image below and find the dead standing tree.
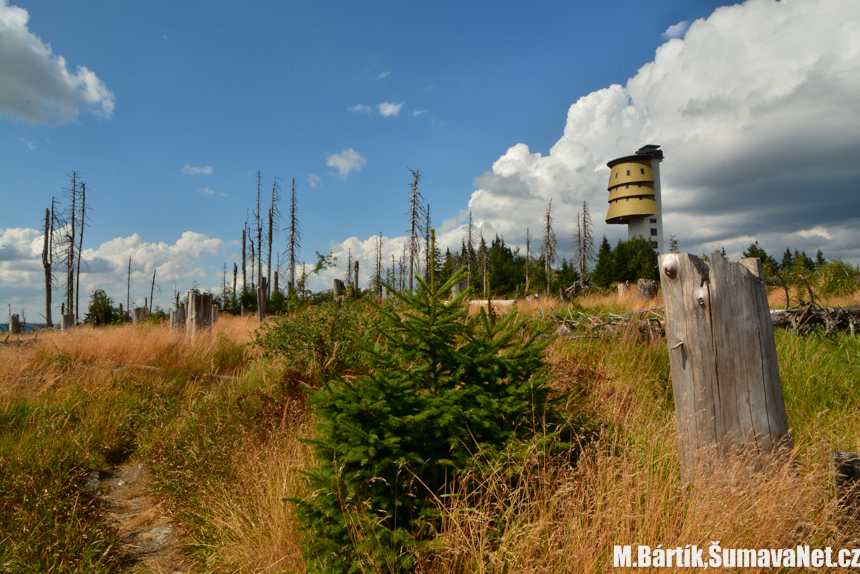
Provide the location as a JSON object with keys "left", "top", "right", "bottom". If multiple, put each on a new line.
{"left": 267, "top": 177, "right": 281, "bottom": 295}
{"left": 572, "top": 201, "right": 595, "bottom": 284}
{"left": 41, "top": 201, "right": 57, "bottom": 327}
{"left": 285, "top": 178, "right": 301, "bottom": 296}
{"left": 407, "top": 168, "right": 425, "bottom": 292}
{"left": 542, "top": 199, "right": 557, "bottom": 297}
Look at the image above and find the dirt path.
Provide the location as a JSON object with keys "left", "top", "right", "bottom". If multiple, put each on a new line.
{"left": 89, "top": 462, "right": 190, "bottom": 573}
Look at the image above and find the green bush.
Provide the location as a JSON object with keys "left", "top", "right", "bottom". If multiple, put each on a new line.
{"left": 294, "top": 234, "right": 570, "bottom": 573}
{"left": 820, "top": 258, "right": 860, "bottom": 296}
{"left": 253, "top": 299, "right": 377, "bottom": 376}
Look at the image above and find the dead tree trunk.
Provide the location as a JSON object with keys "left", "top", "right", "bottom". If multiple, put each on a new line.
{"left": 353, "top": 260, "right": 359, "bottom": 291}
{"left": 333, "top": 279, "right": 345, "bottom": 297}
{"left": 10, "top": 315, "right": 20, "bottom": 334}
{"left": 42, "top": 207, "right": 53, "bottom": 327}
{"left": 170, "top": 307, "right": 185, "bottom": 332}
{"left": 256, "top": 277, "right": 267, "bottom": 322}
{"left": 659, "top": 252, "right": 792, "bottom": 482}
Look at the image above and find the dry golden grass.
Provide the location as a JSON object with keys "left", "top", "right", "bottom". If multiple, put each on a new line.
{"left": 204, "top": 424, "right": 313, "bottom": 573}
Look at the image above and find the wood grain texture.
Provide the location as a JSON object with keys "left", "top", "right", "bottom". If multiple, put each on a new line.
{"left": 659, "top": 253, "right": 792, "bottom": 481}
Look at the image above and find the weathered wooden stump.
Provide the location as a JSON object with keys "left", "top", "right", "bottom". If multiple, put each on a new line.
{"left": 169, "top": 308, "right": 185, "bottom": 332}
{"left": 186, "top": 292, "right": 213, "bottom": 340}
{"left": 637, "top": 278, "right": 658, "bottom": 299}
{"left": 10, "top": 314, "right": 20, "bottom": 334}
{"left": 211, "top": 306, "right": 219, "bottom": 324}
{"left": 659, "top": 252, "right": 792, "bottom": 482}
{"left": 333, "top": 279, "right": 345, "bottom": 297}
{"left": 132, "top": 307, "right": 148, "bottom": 325}
{"left": 61, "top": 314, "right": 74, "bottom": 331}
{"left": 617, "top": 281, "right": 630, "bottom": 298}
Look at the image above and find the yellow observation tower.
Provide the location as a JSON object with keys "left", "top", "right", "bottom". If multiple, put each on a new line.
{"left": 605, "top": 144, "right": 664, "bottom": 253}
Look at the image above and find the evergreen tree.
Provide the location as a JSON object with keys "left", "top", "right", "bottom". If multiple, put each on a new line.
{"left": 591, "top": 236, "right": 614, "bottom": 287}
{"left": 780, "top": 248, "right": 794, "bottom": 271}
{"left": 815, "top": 249, "right": 826, "bottom": 269}
{"left": 295, "top": 232, "right": 565, "bottom": 573}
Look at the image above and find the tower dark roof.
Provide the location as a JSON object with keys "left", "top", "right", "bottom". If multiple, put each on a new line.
{"left": 607, "top": 144, "right": 663, "bottom": 168}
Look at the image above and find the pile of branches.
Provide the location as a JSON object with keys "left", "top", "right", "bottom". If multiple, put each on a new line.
{"left": 771, "top": 303, "right": 860, "bottom": 335}
{"left": 512, "top": 305, "right": 665, "bottom": 340}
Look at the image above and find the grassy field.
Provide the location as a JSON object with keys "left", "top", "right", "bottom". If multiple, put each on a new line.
{"left": 2, "top": 286, "right": 860, "bottom": 573}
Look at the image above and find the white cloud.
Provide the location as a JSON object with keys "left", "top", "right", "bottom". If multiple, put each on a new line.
{"left": 0, "top": 0, "right": 115, "bottom": 123}
{"left": 198, "top": 187, "right": 215, "bottom": 195}
{"left": 412, "top": 109, "right": 427, "bottom": 116}
{"left": 377, "top": 71, "right": 391, "bottom": 79}
{"left": 182, "top": 164, "right": 213, "bottom": 175}
{"left": 457, "top": 0, "right": 860, "bottom": 263}
{"left": 348, "top": 104, "right": 372, "bottom": 113}
{"left": 661, "top": 20, "right": 690, "bottom": 40}
{"left": 799, "top": 226, "right": 832, "bottom": 240}
{"left": 307, "top": 173, "right": 321, "bottom": 188}
{"left": 326, "top": 148, "right": 367, "bottom": 178}
{"left": 377, "top": 102, "right": 403, "bottom": 117}
{"left": 0, "top": 228, "right": 226, "bottom": 319}
{"left": 316, "top": 0, "right": 860, "bottom": 281}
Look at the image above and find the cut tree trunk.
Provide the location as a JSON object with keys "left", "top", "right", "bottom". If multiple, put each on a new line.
{"left": 659, "top": 252, "right": 792, "bottom": 482}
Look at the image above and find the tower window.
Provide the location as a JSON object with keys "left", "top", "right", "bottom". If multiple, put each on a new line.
{"left": 641, "top": 168, "right": 645, "bottom": 174}
{"left": 638, "top": 183, "right": 642, "bottom": 187}
{"left": 650, "top": 218, "right": 657, "bottom": 223}
{"left": 626, "top": 198, "right": 629, "bottom": 201}
{"left": 626, "top": 170, "right": 630, "bottom": 176}
{"left": 626, "top": 185, "right": 629, "bottom": 188}
{"left": 651, "top": 241, "right": 658, "bottom": 249}
{"left": 650, "top": 228, "right": 657, "bottom": 236}
{"left": 615, "top": 173, "right": 618, "bottom": 178}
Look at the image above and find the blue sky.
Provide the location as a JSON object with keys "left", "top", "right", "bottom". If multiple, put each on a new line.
{"left": 3, "top": 0, "right": 860, "bottom": 321}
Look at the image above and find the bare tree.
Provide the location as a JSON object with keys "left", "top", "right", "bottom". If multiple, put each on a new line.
{"left": 285, "top": 179, "right": 301, "bottom": 294}
{"left": 423, "top": 205, "right": 431, "bottom": 282}
{"left": 126, "top": 255, "right": 132, "bottom": 319}
{"left": 267, "top": 177, "right": 281, "bottom": 295}
{"left": 75, "top": 181, "right": 87, "bottom": 323}
{"left": 407, "top": 168, "right": 425, "bottom": 291}
{"left": 41, "top": 205, "right": 55, "bottom": 327}
{"left": 241, "top": 224, "right": 247, "bottom": 292}
{"left": 150, "top": 268, "right": 158, "bottom": 314}
{"left": 255, "top": 172, "right": 263, "bottom": 293}
{"left": 61, "top": 173, "right": 79, "bottom": 321}
{"left": 542, "top": 199, "right": 557, "bottom": 297}
{"left": 466, "top": 211, "right": 475, "bottom": 288}
{"left": 525, "top": 227, "right": 531, "bottom": 295}
{"left": 373, "top": 232, "right": 384, "bottom": 296}
{"left": 572, "top": 201, "right": 596, "bottom": 283}
{"left": 232, "top": 263, "right": 238, "bottom": 306}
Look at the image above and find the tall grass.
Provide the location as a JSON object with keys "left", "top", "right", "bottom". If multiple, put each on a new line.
{"left": 3, "top": 292, "right": 860, "bottom": 572}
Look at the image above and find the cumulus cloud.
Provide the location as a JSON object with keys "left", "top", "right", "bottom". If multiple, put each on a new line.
{"left": 182, "top": 164, "right": 213, "bottom": 175}
{"left": 0, "top": 228, "right": 226, "bottom": 320}
{"left": 0, "top": 0, "right": 115, "bottom": 123}
{"left": 307, "top": 173, "right": 321, "bottom": 188}
{"left": 457, "top": 0, "right": 860, "bottom": 263}
{"left": 348, "top": 104, "right": 372, "bottom": 113}
{"left": 377, "top": 102, "right": 403, "bottom": 117}
{"left": 661, "top": 20, "right": 690, "bottom": 40}
{"left": 412, "top": 109, "right": 427, "bottom": 116}
{"left": 377, "top": 71, "right": 391, "bottom": 79}
{"left": 326, "top": 148, "right": 367, "bottom": 178}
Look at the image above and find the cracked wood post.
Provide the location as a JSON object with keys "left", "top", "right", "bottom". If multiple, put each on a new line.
{"left": 257, "top": 277, "right": 267, "bottom": 323}
{"left": 659, "top": 252, "right": 792, "bottom": 482}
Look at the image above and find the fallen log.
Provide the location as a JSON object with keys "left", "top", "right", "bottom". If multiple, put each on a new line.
{"left": 771, "top": 304, "right": 860, "bottom": 335}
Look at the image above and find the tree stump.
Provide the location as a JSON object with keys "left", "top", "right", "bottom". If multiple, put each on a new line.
{"left": 132, "top": 307, "right": 148, "bottom": 325}
{"left": 333, "top": 279, "right": 345, "bottom": 297}
{"left": 637, "top": 278, "right": 658, "bottom": 299}
{"left": 659, "top": 252, "right": 792, "bottom": 482}
{"left": 10, "top": 314, "right": 20, "bottom": 334}
{"left": 211, "top": 306, "right": 219, "bottom": 325}
{"left": 186, "top": 292, "right": 213, "bottom": 340}
{"left": 170, "top": 308, "right": 185, "bottom": 332}
{"left": 617, "top": 281, "right": 630, "bottom": 298}
{"left": 61, "top": 314, "right": 74, "bottom": 331}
